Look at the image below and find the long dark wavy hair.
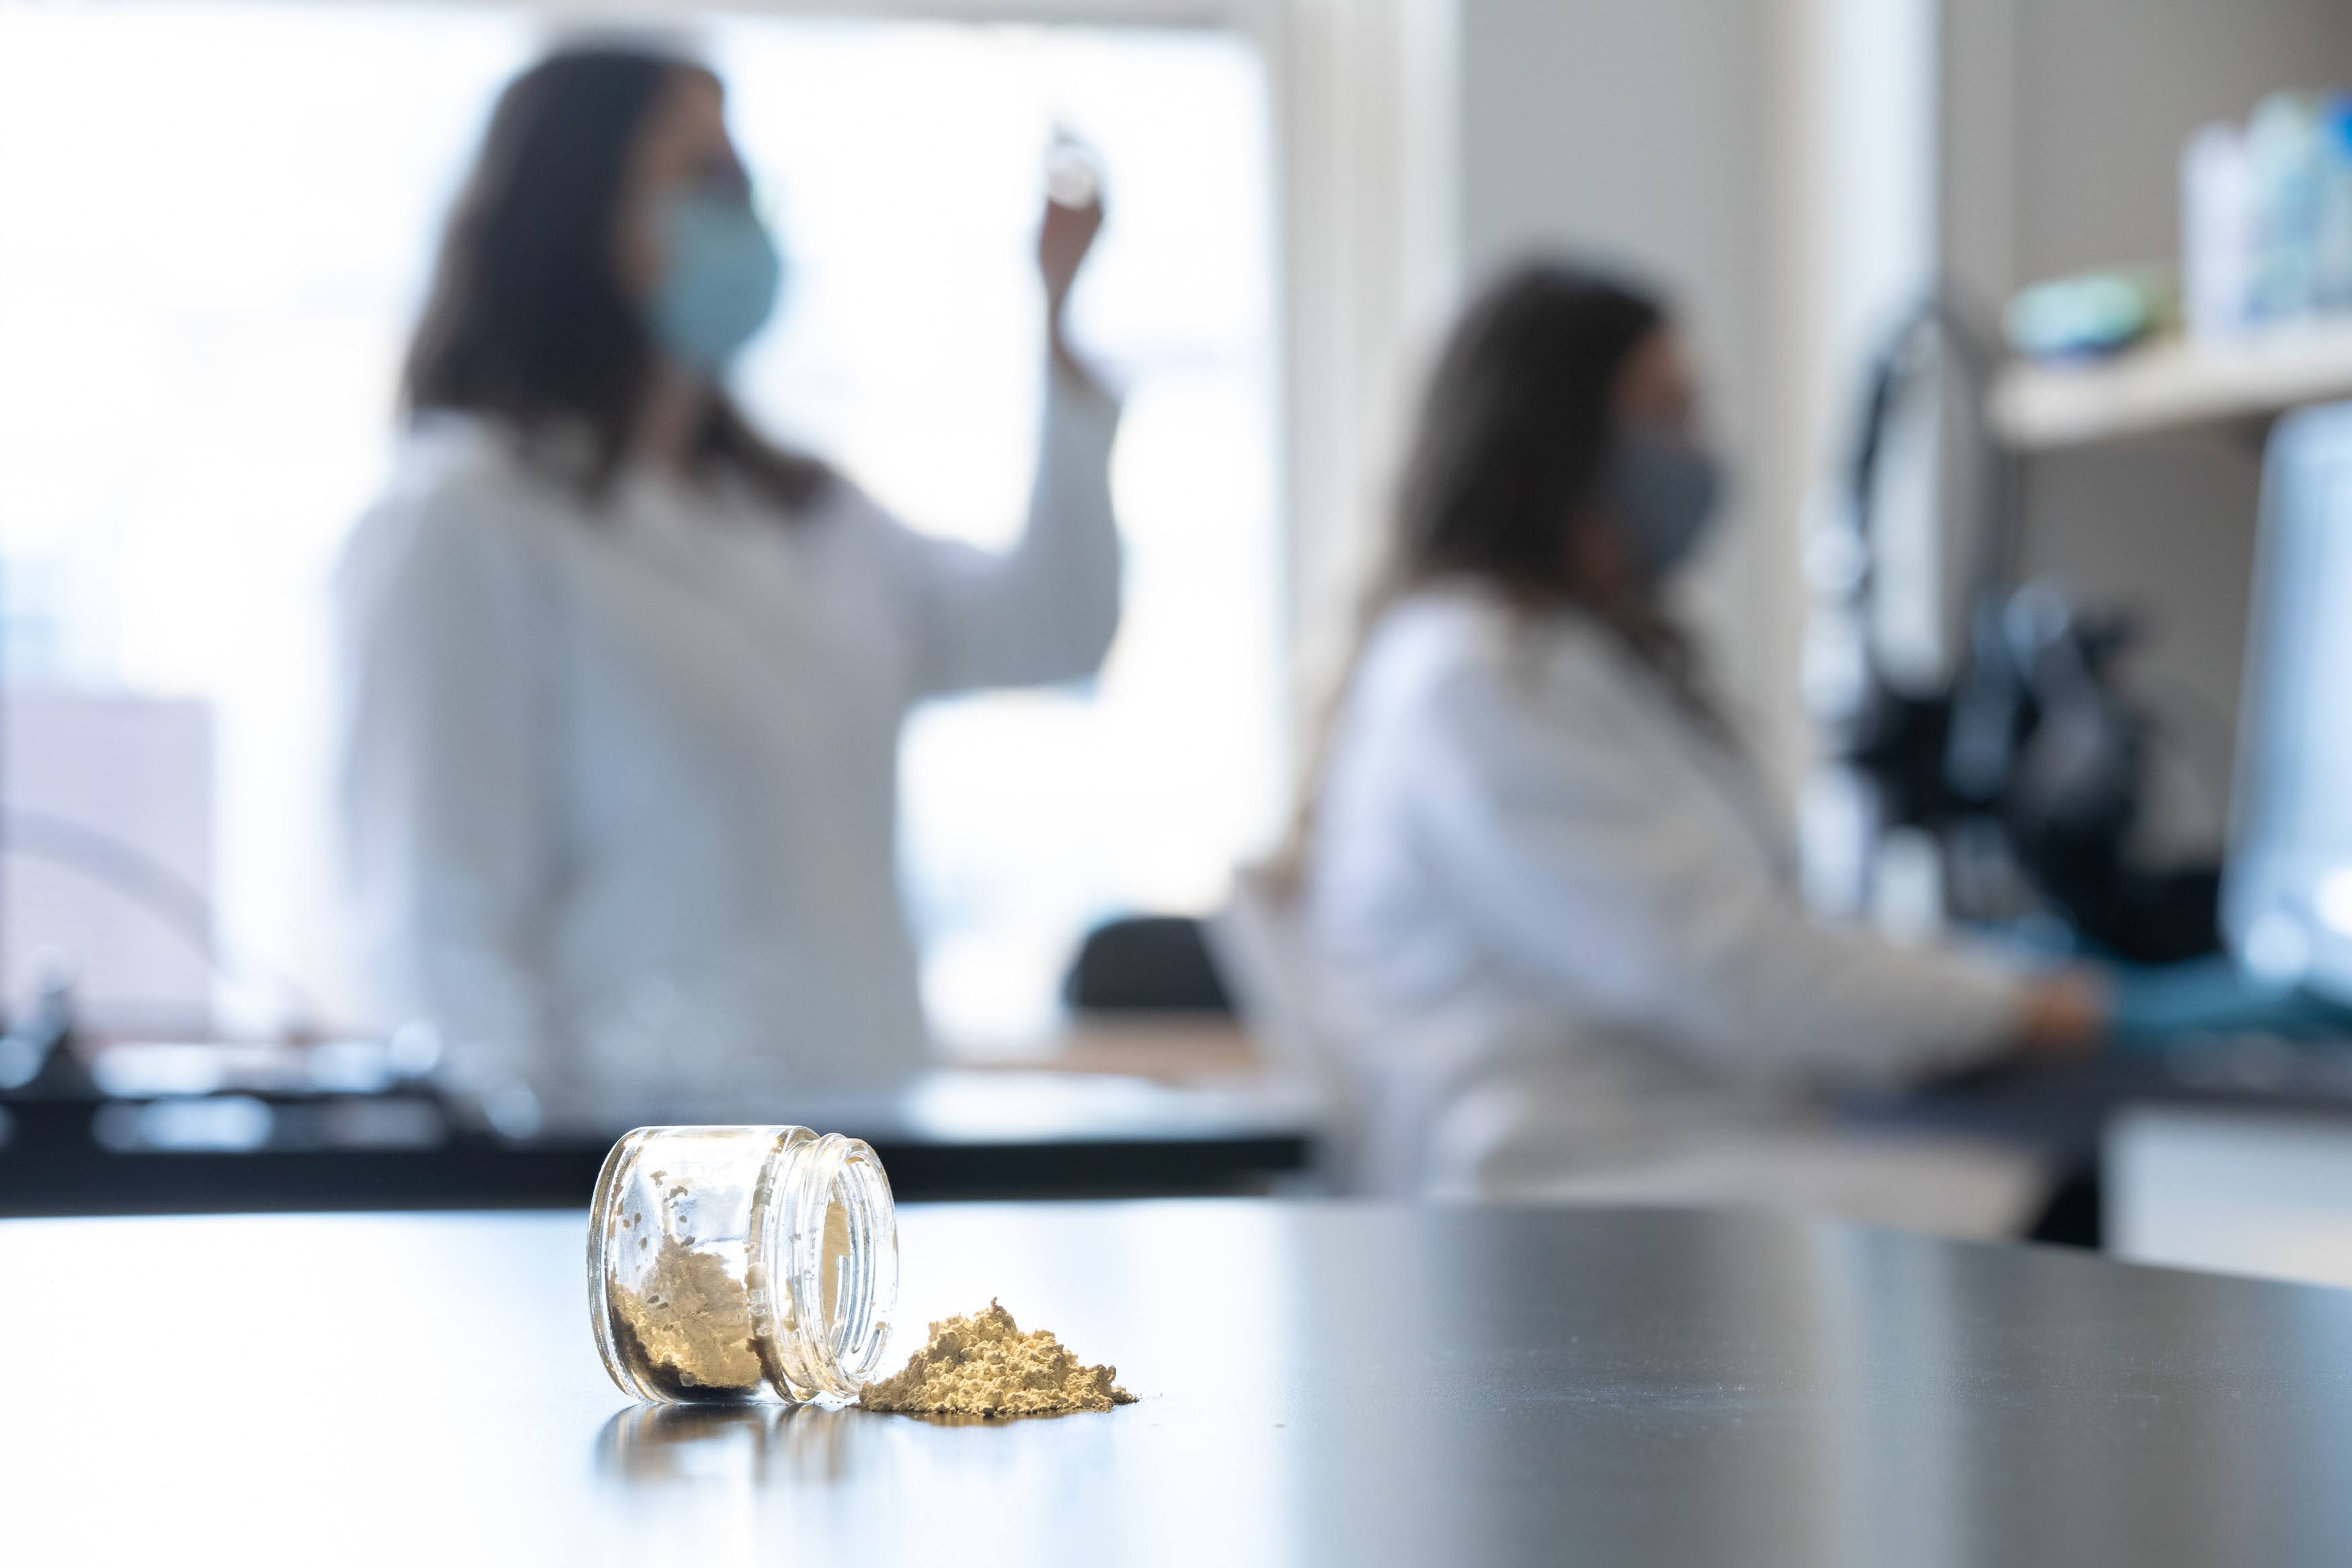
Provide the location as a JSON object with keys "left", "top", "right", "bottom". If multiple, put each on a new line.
{"left": 403, "top": 46, "right": 827, "bottom": 510}
{"left": 1386, "top": 261, "right": 1710, "bottom": 688}
{"left": 1278, "top": 261, "right": 1722, "bottom": 885}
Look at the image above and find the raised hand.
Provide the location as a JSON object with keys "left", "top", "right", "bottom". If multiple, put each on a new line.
{"left": 1038, "top": 138, "right": 1105, "bottom": 380}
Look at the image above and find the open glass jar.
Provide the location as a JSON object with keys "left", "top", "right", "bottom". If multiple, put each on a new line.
{"left": 589, "top": 1125, "right": 898, "bottom": 1405}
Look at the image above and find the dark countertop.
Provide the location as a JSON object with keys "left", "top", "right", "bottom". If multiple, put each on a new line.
{"left": 7, "top": 1201, "right": 2351, "bottom": 1565}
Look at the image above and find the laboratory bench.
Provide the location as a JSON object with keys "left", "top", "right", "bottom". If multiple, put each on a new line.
{"left": 13, "top": 1019, "right": 2352, "bottom": 1225}
{"left": 8, "top": 1200, "right": 2351, "bottom": 1565}
{"left": 0, "top": 1020, "right": 1315, "bottom": 1214}
{"left": 1849, "top": 1034, "right": 2352, "bottom": 1170}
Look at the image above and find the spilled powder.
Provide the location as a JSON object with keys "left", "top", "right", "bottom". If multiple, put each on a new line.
{"left": 858, "top": 1300, "right": 1137, "bottom": 1417}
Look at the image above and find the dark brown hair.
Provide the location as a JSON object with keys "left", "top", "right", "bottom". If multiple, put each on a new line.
{"left": 403, "top": 46, "right": 827, "bottom": 509}
{"left": 1386, "top": 260, "right": 1702, "bottom": 685}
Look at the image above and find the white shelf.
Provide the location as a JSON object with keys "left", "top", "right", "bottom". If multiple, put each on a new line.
{"left": 1989, "top": 320, "right": 2352, "bottom": 450}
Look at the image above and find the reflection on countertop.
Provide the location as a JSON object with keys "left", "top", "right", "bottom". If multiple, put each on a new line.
{"left": 597, "top": 1403, "right": 856, "bottom": 1487}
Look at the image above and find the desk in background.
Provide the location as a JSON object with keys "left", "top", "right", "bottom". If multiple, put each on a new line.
{"left": 0, "top": 1019, "right": 1315, "bottom": 1215}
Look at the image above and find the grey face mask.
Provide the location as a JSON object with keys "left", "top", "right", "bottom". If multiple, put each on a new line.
{"left": 1606, "top": 429, "right": 1724, "bottom": 577}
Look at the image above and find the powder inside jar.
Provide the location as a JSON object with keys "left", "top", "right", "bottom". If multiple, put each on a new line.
{"left": 610, "top": 1190, "right": 864, "bottom": 1400}
{"left": 821, "top": 1196, "right": 850, "bottom": 1325}
{"left": 608, "top": 1237, "right": 765, "bottom": 1397}
{"left": 858, "top": 1299, "right": 1137, "bottom": 1418}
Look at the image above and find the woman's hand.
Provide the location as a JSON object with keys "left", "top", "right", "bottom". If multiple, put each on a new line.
{"left": 1037, "top": 144, "right": 1105, "bottom": 382}
{"left": 2015, "top": 971, "right": 2110, "bottom": 1057}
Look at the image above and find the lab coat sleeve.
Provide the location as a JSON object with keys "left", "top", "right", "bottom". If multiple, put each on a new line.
{"left": 880, "top": 363, "right": 1124, "bottom": 697}
{"left": 1410, "top": 658, "right": 2027, "bottom": 1090}
{"left": 335, "top": 481, "right": 564, "bottom": 1124}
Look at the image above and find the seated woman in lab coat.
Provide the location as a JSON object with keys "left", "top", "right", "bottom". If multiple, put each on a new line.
{"left": 337, "top": 47, "right": 1121, "bottom": 1131}
{"left": 1297, "top": 265, "right": 2109, "bottom": 1235}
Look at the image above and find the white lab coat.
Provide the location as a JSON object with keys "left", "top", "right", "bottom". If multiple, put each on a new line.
{"left": 335, "top": 372, "right": 1120, "bottom": 1127}
{"left": 1302, "top": 584, "right": 2045, "bottom": 1235}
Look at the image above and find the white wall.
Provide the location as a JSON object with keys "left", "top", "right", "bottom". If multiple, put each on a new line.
{"left": 1454, "top": 0, "right": 1799, "bottom": 789}
{"left": 1945, "top": 0, "right": 2352, "bottom": 853}
{"left": 1275, "top": 0, "right": 1464, "bottom": 742}
{"left": 1447, "top": 0, "right": 1935, "bottom": 808}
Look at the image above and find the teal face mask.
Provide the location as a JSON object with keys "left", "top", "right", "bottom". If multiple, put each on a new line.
{"left": 649, "top": 189, "right": 783, "bottom": 376}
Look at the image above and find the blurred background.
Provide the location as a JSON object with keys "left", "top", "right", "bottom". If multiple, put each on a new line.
{"left": 0, "top": 3, "right": 1283, "bottom": 1050}
{"left": 10, "top": 0, "right": 2352, "bottom": 1285}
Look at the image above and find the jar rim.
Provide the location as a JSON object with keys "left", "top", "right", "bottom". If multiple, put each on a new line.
{"left": 754, "top": 1130, "right": 897, "bottom": 1403}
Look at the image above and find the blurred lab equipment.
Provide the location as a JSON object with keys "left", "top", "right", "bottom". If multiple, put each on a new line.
{"left": 1826, "top": 379, "right": 2352, "bottom": 1249}
{"left": 1822, "top": 296, "right": 2226, "bottom": 962}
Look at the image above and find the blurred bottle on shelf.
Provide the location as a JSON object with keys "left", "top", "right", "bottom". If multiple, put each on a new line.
{"left": 2249, "top": 93, "right": 2322, "bottom": 321}
{"left": 2183, "top": 120, "right": 2253, "bottom": 341}
{"left": 2314, "top": 94, "right": 2352, "bottom": 311}
{"left": 2182, "top": 89, "right": 2352, "bottom": 343}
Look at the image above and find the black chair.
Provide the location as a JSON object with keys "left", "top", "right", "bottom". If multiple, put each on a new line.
{"left": 1062, "top": 915, "right": 1235, "bottom": 1014}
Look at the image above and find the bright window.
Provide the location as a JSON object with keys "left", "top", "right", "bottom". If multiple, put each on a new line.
{"left": 0, "top": 1, "right": 1284, "bottom": 1049}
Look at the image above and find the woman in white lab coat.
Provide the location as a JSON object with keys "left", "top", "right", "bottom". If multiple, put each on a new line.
{"left": 1298, "top": 265, "right": 2107, "bottom": 1233}
{"left": 337, "top": 47, "right": 1121, "bottom": 1131}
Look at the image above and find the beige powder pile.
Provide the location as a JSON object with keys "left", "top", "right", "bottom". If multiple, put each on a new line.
{"left": 858, "top": 1300, "right": 1137, "bottom": 1417}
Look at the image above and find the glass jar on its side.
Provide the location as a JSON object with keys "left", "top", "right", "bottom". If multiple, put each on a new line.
{"left": 589, "top": 1125, "right": 898, "bottom": 1405}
